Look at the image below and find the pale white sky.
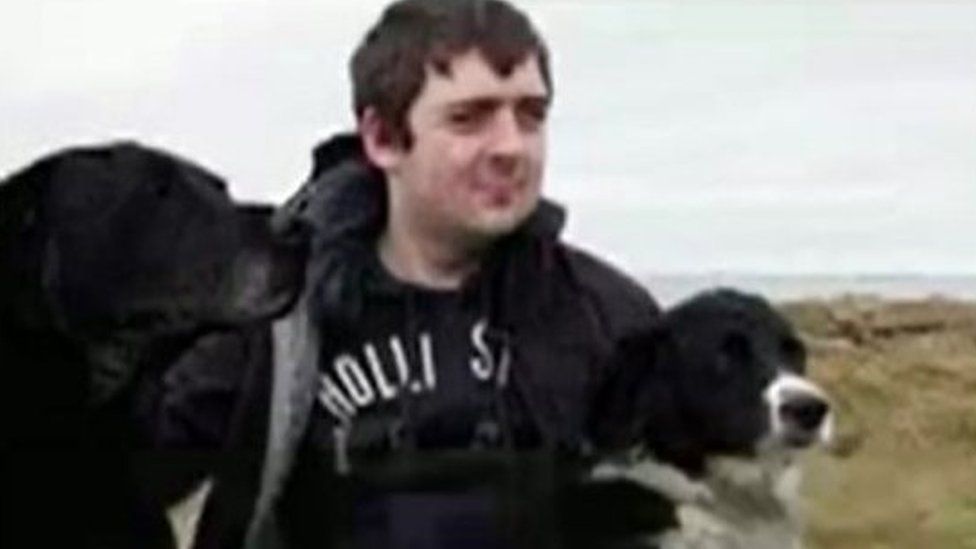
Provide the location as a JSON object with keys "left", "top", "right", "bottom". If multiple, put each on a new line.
{"left": 2, "top": 0, "right": 974, "bottom": 275}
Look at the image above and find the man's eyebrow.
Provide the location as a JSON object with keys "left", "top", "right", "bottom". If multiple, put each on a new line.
{"left": 445, "top": 94, "right": 551, "bottom": 111}
{"left": 445, "top": 97, "right": 500, "bottom": 113}
{"left": 516, "top": 95, "right": 551, "bottom": 109}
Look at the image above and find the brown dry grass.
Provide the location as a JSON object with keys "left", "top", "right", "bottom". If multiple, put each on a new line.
{"left": 779, "top": 296, "right": 976, "bottom": 549}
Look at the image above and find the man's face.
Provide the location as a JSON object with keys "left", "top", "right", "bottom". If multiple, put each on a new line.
{"left": 378, "top": 49, "right": 550, "bottom": 246}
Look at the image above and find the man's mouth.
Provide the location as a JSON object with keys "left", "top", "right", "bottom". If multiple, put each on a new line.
{"left": 472, "top": 179, "right": 521, "bottom": 206}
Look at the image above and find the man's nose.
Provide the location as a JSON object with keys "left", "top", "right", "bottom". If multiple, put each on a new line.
{"left": 487, "top": 108, "right": 527, "bottom": 159}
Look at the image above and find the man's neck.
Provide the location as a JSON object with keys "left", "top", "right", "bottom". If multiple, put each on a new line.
{"left": 377, "top": 222, "right": 486, "bottom": 291}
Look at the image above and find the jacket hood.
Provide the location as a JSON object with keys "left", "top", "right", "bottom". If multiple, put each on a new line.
{"left": 272, "top": 133, "right": 567, "bottom": 247}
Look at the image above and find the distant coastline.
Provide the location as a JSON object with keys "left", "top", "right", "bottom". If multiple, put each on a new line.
{"left": 643, "top": 273, "right": 976, "bottom": 308}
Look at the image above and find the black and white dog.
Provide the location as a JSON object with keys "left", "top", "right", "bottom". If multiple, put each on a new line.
{"left": 589, "top": 289, "right": 833, "bottom": 549}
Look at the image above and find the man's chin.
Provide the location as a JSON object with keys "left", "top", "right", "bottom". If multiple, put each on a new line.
{"left": 461, "top": 208, "right": 532, "bottom": 242}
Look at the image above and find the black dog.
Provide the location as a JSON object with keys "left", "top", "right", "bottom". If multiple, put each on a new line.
{"left": 0, "top": 143, "right": 302, "bottom": 548}
{"left": 589, "top": 289, "right": 833, "bottom": 548}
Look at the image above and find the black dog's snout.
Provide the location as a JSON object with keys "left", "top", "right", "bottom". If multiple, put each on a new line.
{"left": 780, "top": 395, "right": 829, "bottom": 430}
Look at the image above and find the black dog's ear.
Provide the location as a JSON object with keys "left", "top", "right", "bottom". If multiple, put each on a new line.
{"left": 590, "top": 325, "right": 671, "bottom": 450}
{"left": 590, "top": 323, "right": 709, "bottom": 475}
{"left": 1, "top": 155, "right": 63, "bottom": 330}
{"left": 633, "top": 328, "right": 708, "bottom": 475}
{"left": 222, "top": 204, "right": 306, "bottom": 322}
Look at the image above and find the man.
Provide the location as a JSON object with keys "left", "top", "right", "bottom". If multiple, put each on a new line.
{"left": 157, "top": 1, "right": 662, "bottom": 547}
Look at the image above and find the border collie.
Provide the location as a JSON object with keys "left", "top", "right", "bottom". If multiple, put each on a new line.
{"left": 589, "top": 289, "right": 833, "bottom": 549}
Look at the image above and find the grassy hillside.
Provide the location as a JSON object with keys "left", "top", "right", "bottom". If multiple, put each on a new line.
{"left": 780, "top": 296, "right": 976, "bottom": 549}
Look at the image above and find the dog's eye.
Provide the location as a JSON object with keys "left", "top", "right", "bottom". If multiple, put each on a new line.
{"left": 721, "top": 332, "right": 751, "bottom": 361}
{"left": 719, "top": 332, "right": 752, "bottom": 370}
{"left": 780, "top": 336, "right": 807, "bottom": 368}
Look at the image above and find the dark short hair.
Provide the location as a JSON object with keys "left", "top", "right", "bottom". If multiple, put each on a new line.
{"left": 350, "top": 0, "right": 552, "bottom": 148}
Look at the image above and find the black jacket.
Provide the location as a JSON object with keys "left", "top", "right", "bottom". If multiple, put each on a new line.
{"left": 148, "top": 135, "right": 662, "bottom": 549}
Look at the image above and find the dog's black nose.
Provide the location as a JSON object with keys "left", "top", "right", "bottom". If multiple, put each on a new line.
{"left": 780, "top": 395, "right": 829, "bottom": 430}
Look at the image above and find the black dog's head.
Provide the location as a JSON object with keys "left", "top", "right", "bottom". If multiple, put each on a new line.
{"left": 593, "top": 288, "right": 832, "bottom": 475}
{"left": 1, "top": 143, "right": 306, "bottom": 408}
{"left": 0, "top": 143, "right": 305, "bottom": 335}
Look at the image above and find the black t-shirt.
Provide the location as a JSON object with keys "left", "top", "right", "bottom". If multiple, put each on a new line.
{"left": 278, "top": 255, "right": 522, "bottom": 549}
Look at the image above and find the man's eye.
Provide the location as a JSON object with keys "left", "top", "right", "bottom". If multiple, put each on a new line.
{"left": 517, "top": 104, "right": 548, "bottom": 130}
{"left": 448, "top": 110, "right": 484, "bottom": 129}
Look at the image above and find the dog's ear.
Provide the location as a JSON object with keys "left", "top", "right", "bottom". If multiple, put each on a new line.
{"left": 1, "top": 155, "right": 61, "bottom": 330}
{"left": 221, "top": 204, "right": 306, "bottom": 321}
{"left": 589, "top": 328, "right": 652, "bottom": 450}
{"left": 633, "top": 327, "right": 708, "bottom": 475}
{"left": 590, "top": 324, "right": 674, "bottom": 450}
{"left": 589, "top": 323, "right": 709, "bottom": 474}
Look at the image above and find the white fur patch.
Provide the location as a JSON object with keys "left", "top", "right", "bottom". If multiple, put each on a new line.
{"left": 167, "top": 478, "right": 212, "bottom": 549}
{"left": 591, "top": 453, "right": 807, "bottom": 549}
{"left": 591, "top": 457, "right": 713, "bottom": 506}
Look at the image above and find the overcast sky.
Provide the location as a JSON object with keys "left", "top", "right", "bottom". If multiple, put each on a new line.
{"left": 2, "top": 0, "right": 974, "bottom": 275}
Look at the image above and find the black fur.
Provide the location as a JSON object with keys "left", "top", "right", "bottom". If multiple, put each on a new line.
{"left": 0, "top": 143, "right": 304, "bottom": 547}
{"left": 592, "top": 288, "right": 808, "bottom": 476}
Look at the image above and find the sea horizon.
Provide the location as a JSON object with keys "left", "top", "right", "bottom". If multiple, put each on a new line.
{"left": 642, "top": 273, "right": 976, "bottom": 308}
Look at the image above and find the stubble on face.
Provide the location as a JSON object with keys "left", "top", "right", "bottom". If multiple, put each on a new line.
{"left": 391, "top": 49, "right": 550, "bottom": 249}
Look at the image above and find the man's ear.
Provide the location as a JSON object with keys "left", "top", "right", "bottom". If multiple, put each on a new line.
{"left": 359, "top": 107, "right": 403, "bottom": 171}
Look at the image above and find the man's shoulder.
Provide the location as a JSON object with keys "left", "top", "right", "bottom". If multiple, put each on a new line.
{"left": 557, "top": 242, "right": 661, "bottom": 327}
